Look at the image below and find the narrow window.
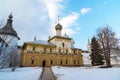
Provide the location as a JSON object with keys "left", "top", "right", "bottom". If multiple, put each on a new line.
{"left": 61, "top": 61, "right": 62, "bottom": 64}
{"left": 33, "top": 47, "right": 35, "bottom": 51}
{"left": 51, "top": 60, "right": 53, "bottom": 64}
{"left": 50, "top": 48, "right": 52, "bottom": 52}
{"left": 74, "top": 50, "right": 75, "bottom": 54}
{"left": 66, "top": 49, "right": 68, "bottom": 53}
{"left": 44, "top": 48, "right": 46, "bottom": 53}
{"left": 59, "top": 49, "right": 61, "bottom": 53}
{"left": 62, "top": 43, "right": 64, "bottom": 47}
{"left": 31, "top": 60, "right": 34, "bottom": 64}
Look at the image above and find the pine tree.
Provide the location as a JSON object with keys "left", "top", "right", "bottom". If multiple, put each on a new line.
{"left": 90, "top": 37, "right": 104, "bottom": 66}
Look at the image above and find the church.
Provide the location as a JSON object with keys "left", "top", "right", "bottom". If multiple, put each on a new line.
{"left": 20, "top": 22, "right": 83, "bottom": 67}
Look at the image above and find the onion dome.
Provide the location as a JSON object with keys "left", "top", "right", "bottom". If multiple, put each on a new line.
{"left": 55, "top": 23, "right": 62, "bottom": 30}
{"left": 0, "top": 14, "right": 19, "bottom": 39}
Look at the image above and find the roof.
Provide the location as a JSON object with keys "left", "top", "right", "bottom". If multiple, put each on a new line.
{"left": 0, "top": 14, "right": 20, "bottom": 39}
{"left": 25, "top": 40, "right": 56, "bottom": 47}
{"left": 82, "top": 50, "right": 90, "bottom": 53}
{"left": 48, "top": 35, "right": 72, "bottom": 42}
{"left": 71, "top": 47, "right": 81, "bottom": 50}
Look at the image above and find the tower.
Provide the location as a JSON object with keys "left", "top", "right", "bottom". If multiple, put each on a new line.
{"left": 87, "top": 39, "right": 91, "bottom": 52}
{"left": 0, "top": 13, "right": 20, "bottom": 47}
{"left": 55, "top": 23, "right": 62, "bottom": 36}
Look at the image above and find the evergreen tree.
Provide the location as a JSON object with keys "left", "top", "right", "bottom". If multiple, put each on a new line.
{"left": 90, "top": 37, "right": 104, "bottom": 66}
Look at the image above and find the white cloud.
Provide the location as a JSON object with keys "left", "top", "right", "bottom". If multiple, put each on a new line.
{"left": 59, "top": 12, "right": 79, "bottom": 35}
{"left": 0, "top": 0, "right": 80, "bottom": 45}
{"left": 48, "top": 12, "right": 80, "bottom": 36}
{"left": 42, "top": 0, "right": 63, "bottom": 23}
{"left": 80, "top": 8, "right": 92, "bottom": 15}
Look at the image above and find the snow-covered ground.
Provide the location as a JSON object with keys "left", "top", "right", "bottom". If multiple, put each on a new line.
{"left": 0, "top": 66, "right": 120, "bottom": 80}
{"left": 53, "top": 66, "right": 120, "bottom": 80}
{"left": 0, "top": 67, "right": 42, "bottom": 80}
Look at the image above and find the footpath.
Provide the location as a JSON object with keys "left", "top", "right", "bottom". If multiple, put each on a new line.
{"left": 40, "top": 67, "right": 57, "bottom": 80}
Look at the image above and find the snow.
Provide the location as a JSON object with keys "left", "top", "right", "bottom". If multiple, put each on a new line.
{"left": 0, "top": 67, "right": 42, "bottom": 80}
{"left": 0, "top": 66, "right": 120, "bottom": 80}
{"left": 52, "top": 66, "right": 120, "bottom": 80}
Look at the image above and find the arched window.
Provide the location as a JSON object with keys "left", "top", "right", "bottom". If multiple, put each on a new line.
{"left": 31, "top": 60, "right": 34, "bottom": 64}
{"left": 61, "top": 60, "right": 62, "bottom": 64}
{"left": 59, "top": 49, "right": 61, "bottom": 53}
{"left": 74, "top": 50, "right": 75, "bottom": 54}
{"left": 50, "top": 48, "right": 52, "bottom": 52}
{"left": 51, "top": 60, "right": 53, "bottom": 64}
{"left": 33, "top": 47, "right": 35, "bottom": 51}
{"left": 62, "top": 43, "right": 64, "bottom": 47}
{"left": 66, "top": 49, "right": 68, "bottom": 53}
{"left": 44, "top": 48, "right": 46, "bottom": 53}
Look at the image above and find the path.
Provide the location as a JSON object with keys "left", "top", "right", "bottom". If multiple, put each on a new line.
{"left": 40, "top": 67, "right": 57, "bottom": 80}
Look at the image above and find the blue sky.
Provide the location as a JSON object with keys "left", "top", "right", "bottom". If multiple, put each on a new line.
{"left": 0, "top": 0, "right": 120, "bottom": 50}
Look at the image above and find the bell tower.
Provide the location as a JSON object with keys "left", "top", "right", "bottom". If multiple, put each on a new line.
{"left": 0, "top": 13, "right": 20, "bottom": 47}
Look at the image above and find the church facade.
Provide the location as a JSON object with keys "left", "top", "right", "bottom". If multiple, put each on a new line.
{"left": 20, "top": 23, "right": 83, "bottom": 67}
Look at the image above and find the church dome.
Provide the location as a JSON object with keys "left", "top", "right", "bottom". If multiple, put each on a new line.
{"left": 55, "top": 23, "right": 62, "bottom": 30}
{"left": 0, "top": 14, "right": 19, "bottom": 39}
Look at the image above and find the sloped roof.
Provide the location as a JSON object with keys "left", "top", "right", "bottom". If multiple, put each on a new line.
{"left": 25, "top": 40, "right": 56, "bottom": 47}
{"left": 0, "top": 14, "right": 20, "bottom": 39}
{"left": 0, "top": 24, "right": 17, "bottom": 36}
{"left": 48, "top": 35, "right": 72, "bottom": 42}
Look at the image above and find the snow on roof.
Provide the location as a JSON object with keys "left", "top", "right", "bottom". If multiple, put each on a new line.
{"left": 25, "top": 40, "right": 56, "bottom": 46}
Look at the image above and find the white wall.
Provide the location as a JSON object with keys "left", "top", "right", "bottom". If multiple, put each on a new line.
{"left": 82, "top": 52, "right": 91, "bottom": 65}
{"left": 0, "top": 34, "right": 18, "bottom": 47}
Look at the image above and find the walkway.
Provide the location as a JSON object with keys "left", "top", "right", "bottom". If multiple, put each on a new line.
{"left": 40, "top": 67, "right": 57, "bottom": 80}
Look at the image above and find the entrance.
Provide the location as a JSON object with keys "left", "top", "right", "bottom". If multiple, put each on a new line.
{"left": 42, "top": 60, "right": 46, "bottom": 67}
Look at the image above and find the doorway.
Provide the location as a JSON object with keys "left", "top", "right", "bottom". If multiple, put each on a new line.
{"left": 42, "top": 60, "right": 46, "bottom": 67}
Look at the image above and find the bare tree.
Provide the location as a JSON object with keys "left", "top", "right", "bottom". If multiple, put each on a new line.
{"left": 97, "top": 26, "right": 119, "bottom": 67}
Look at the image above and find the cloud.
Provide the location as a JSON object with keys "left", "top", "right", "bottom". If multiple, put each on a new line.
{"left": 0, "top": 0, "right": 80, "bottom": 45}
{"left": 42, "top": 0, "right": 63, "bottom": 23}
{"left": 80, "top": 8, "right": 92, "bottom": 15}
{"left": 59, "top": 12, "right": 79, "bottom": 35}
